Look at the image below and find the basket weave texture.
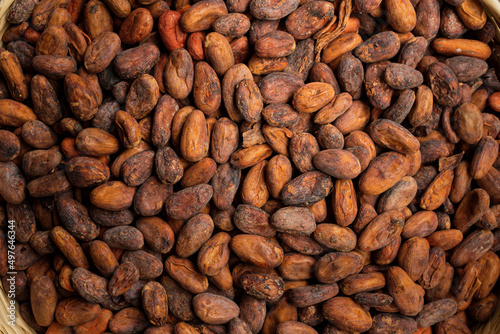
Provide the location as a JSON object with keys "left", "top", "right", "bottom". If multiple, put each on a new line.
{"left": 0, "top": 0, "right": 14, "bottom": 48}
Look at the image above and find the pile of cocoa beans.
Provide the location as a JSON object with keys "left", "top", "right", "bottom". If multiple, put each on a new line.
{"left": 1, "top": 0, "right": 500, "bottom": 333}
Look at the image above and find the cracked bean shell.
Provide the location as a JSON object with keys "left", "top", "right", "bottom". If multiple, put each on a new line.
{"left": 281, "top": 171, "right": 333, "bottom": 206}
